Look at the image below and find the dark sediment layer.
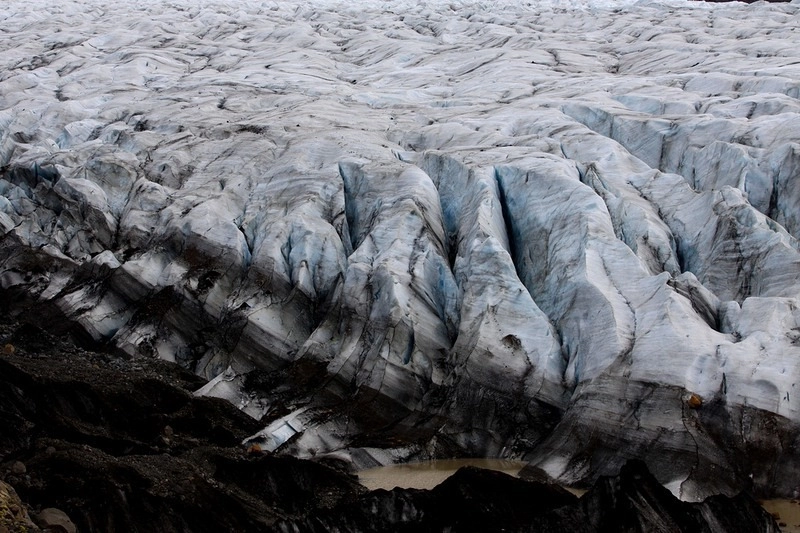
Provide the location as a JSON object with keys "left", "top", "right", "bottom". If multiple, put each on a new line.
{"left": 0, "top": 316, "right": 781, "bottom": 532}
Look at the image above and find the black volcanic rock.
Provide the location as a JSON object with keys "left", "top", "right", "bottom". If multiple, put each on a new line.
{"left": 278, "top": 461, "right": 779, "bottom": 533}
{"left": 0, "top": 319, "right": 364, "bottom": 532}
{"left": 554, "top": 460, "right": 780, "bottom": 533}
{"left": 275, "top": 466, "right": 579, "bottom": 533}
{"left": 0, "top": 319, "right": 783, "bottom": 532}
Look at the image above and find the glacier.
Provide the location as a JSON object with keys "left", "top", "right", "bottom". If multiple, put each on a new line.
{"left": 2, "top": 0, "right": 800, "bottom": 500}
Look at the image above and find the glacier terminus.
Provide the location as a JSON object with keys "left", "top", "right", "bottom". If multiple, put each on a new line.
{"left": 2, "top": 0, "right": 800, "bottom": 503}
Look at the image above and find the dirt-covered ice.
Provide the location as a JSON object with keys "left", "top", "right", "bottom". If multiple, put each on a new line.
{"left": 2, "top": 0, "right": 800, "bottom": 500}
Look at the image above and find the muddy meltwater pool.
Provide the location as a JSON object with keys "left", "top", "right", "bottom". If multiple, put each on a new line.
{"left": 761, "top": 500, "right": 800, "bottom": 533}
{"left": 358, "top": 459, "right": 800, "bottom": 532}
{"left": 357, "top": 459, "right": 529, "bottom": 491}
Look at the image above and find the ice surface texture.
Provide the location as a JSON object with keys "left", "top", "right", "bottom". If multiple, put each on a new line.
{"left": 2, "top": 0, "right": 800, "bottom": 499}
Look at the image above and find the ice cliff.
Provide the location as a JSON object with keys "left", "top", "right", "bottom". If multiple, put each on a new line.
{"left": 2, "top": 0, "right": 800, "bottom": 499}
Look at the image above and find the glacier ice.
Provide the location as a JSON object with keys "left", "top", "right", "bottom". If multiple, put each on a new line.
{"left": 2, "top": 0, "right": 800, "bottom": 499}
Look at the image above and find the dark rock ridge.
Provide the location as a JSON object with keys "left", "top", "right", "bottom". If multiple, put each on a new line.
{"left": 0, "top": 319, "right": 780, "bottom": 532}
{"left": 2, "top": 0, "right": 800, "bottom": 500}
{"left": 0, "top": 318, "right": 365, "bottom": 532}
{"left": 280, "top": 462, "right": 781, "bottom": 533}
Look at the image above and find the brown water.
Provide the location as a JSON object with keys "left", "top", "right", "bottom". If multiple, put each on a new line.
{"left": 357, "top": 459, "right": 528, "bottom": 491}
{"left": 761, "top": 500, "right": 800, "bottom": 533}
{"left": 358, "top": 459, "right": 800, "bottom": 532}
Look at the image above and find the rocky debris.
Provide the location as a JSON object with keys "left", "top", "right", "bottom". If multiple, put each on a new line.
{"left": 33, "top": 508, "right": 76, "bottom": 533}
{"left": 557, "top": 460, "right": 780, "bottom": 533}
{"left": 2, "top": 0, "right": 800, "bottom": 500}
{"left": 278, "top": 462, "right": 779, "bottom": 533}
{"left": 0, "top": 318, "right": 781, "bottom": 532}
{"left": 0, "top": 480, "right": 39, "bottom": 532}
{"left": 277, "top": 466, "right": 579, "bottom": 533}
{"left": 0, "top": 318, "right": 365, "bottom": 532}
